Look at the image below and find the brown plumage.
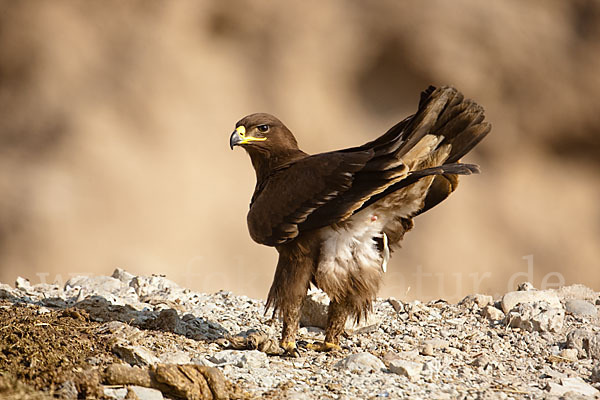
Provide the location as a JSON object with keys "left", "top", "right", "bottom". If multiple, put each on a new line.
{"left": 229, "top": 86, "right": 491, "bottom": 355}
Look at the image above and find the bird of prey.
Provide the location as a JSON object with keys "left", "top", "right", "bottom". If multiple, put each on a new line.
{"left": 229, "top": 86, "right": 490, "bottom": 356}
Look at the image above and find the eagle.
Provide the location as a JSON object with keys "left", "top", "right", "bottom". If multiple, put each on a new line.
{"left": 229, "top": 86, "right": 490, "bottom": 356}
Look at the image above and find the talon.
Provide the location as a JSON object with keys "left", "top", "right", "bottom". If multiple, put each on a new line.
{"left": 306, "top": 341, "right": 342, "bottom": 352}
{"left": 281, "top": 341, "right": 300, "bottom": 357}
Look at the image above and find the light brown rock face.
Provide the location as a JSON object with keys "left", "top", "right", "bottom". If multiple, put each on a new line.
{"left": 1, "top": 1, "right": 599, "bottom": 302}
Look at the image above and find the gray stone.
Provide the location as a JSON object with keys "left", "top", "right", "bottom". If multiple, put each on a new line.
{"left": 300, "top": 288, "right": 380, "bottom": 333}
{"left": 0, "top": 284, "right": 17, "bottom": 299}
{"left": 546, "top": 377, "right": 599, "bottom": 397}
{"left": 15, "top": 276, "right": 32, "bottom": 291}
{"left": 111, "top": 268, "right": 136, "bottom": 284}
{"left": 482, "top": 305, "right": 505, "bottom": 321}
{"left": 388, "top": 359, "right": 423, "bottom": 381}
{"left": 130, "top": 274, "right": 180, "bottom": 297}
{"left": 112, "top": 343, "right": 160, "bottom": 366}
{"left": 590, "top": 364, "right": 600, "bottom": 383}
{"left": 335, "top": 352, "right": 385, "bottom": 374}
{"left": 517, "top": 282, "right": 535, "bottom": 291}
{"left": 128, "top": 386, "right": 164, "bottom": 400}
{"left": 564, "top": 299, "right": 597, "bottom": 316}
{"left": 420, "top": 343, "right": 434, "bottom": 356}
{"left": 556, "top": 284, "right": 598, "bottom": 301}
{"left": 103, "top": 386, "right": 128, "bottom": 400}
{"left": 559, "top": 348, "right": 578, "bottom": 361}
{"left": 159, "top": 350, "right": 191, "bottom": 364}
{"left": 54, "top": 380, "right": 78, "bottom": 399}
{"left": 460, "top": 294, "right": 493, "bottom": 308}
{"left": 505, "top": 302, "right": 564, "bottom": 332}
{"left": 388, "top": 297, "right": 404, "bottom": 313}
{"left": 501, "top": 290, "right": 562, "bottom": 313}
{"left": 566, "top": 329, "right": 600, "bottom": 359}
{"left": 209, "top": 349, "right": 268, "bottom": 368}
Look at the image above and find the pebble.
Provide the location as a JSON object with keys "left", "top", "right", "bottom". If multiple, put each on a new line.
{"left": 128, "top": 386, "right": 164, "bottom": 400}
{"left": 388, "top": 359, "right": 423, "bottom": 381}
{"left": 459, "top": 294, "right": 493, "bottom": 308}
{"left": 501, "top": 290, "right": 562, "bottom": 313}
{"left": 209, "top": 350, "right": 268, "bottom": 368}
{"left": 112, "top": 343, "right": 160, "bottom": 366}
{"left": 301, "top": 289, "right": 380, "bottom": 333}
{"left": 104, "top": 387, "right": 128, "bottom": 400}
{"left": 334, "top": 352, "right": 385, "bottom": 374}
{"left": 559, "top": 348, "right": 578, "bottom": 361}
{"left": 482, "top": 305, "right": 505, "bottom": 321}
{"left": 159, "top": 351, "right": 191, "bottom": 364}
{"left": 591, "top": 364, "right": 600, "bottom": 383}
{"left": 546, "top": 377, "right": 600, "bottom": 397}
{"left": 566, "top": 329, "right": 600, "bottom": 359}
{"left": 564, "top": 299, "right": 597, "bottom": 316}
{"left": 505, "top": 302, "right": 564, "bottom": 332}
{"left": 420, "top": 343, "right": 434, "bottom": 356}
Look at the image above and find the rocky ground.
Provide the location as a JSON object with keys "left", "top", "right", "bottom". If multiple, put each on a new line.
{"left": 0, "top": 269, "right": 599, "bottom": 399}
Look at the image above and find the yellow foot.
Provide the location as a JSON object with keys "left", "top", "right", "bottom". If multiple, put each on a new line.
{"left": 305, "top": 341, "right": 342, "bottom": 352}
{"left": 280, "top": 341, "right": 300, "bottom": 357}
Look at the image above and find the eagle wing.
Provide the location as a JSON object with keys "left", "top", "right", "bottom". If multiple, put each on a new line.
{"left": 247, "top": 86, "right": 490, "bottom": 247}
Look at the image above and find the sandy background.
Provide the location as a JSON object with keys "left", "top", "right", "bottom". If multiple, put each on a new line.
{"left": 1, "top": 0, "right": 599, "bottom": 302}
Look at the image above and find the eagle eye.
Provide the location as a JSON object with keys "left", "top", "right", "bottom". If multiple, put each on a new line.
{"left": 256, "top": 124, "right": 269, "bottom": 133}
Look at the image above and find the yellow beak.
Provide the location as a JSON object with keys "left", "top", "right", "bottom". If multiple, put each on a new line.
{"left": 229, "top": 125, "right": 267, "bottom": 149}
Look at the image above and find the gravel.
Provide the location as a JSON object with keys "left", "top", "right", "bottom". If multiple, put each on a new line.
{"left": 1, "top": 269, "right": 599, "bottom": 399}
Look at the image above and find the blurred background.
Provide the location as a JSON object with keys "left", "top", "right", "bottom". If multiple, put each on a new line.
{"left": 1, "top": 0, "right": 599, "bottom": 302}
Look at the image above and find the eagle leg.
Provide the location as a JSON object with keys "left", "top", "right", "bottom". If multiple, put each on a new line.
{"left": 266, "top": 238, "right": 317, "bottom": 357}
{"left": 305, "top": 298, "right": 347, "bottom": 352}
{"left": 324, "top": 297, "right": 350, "bottom": 346}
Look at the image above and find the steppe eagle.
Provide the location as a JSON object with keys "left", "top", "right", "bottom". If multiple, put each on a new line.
{"left": 229, "top": 86, "right": 490, "bottom": 355}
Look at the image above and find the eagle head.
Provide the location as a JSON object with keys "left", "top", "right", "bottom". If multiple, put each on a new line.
{"left": 229, "top": 113, "right": 300, "bottom": 153}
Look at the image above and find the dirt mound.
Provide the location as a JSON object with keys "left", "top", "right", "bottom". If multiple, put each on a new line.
{"left": 0, "top": 303, "right": 116, "bottom": 397}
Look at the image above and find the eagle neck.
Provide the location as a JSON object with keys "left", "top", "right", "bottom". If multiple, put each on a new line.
{"left": 250, "top": 148, "right": 307, "bottom": 185}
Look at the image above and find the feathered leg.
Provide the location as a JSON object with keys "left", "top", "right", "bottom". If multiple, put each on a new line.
{"left": 309, "top": 298, "right": 347, "bottom": 351}
{"left": 266, "top": 237, "right": 317, "bottom": 357}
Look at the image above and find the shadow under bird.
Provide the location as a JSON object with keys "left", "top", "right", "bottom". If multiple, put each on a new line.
{"left": 229, "top": 86, "right": 491, "bottom": 356}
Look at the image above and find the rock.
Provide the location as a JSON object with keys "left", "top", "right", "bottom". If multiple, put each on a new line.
{"left": 300, "top": 289, "right": 380, "bottom": 333}
{"left": 0, "top": 283, "right": 18, "bottom": 300}
{"left": 482, "top": 305, "right": 505, "bottom": 321}
{"left": 459, "top": 294, "right": 493, "bottom": 308}
{"left": 15, "top": 277, "right": 32, "bottom": 291}
{"left": 420, "top": 343, "right": 434, "bottom": 356}
{"left": 388, "top": 359, "right": 423, "bottom": 381}
{"left": 564, "top": 299, "right": 597, "bottom": 316}
{"left": 112, "top": 268, "right": 136, "bottom": 284}
{"left": 559, "top": 348, "right": 578, "bottom": 361}
{"left": 388, "top": 297, "right": 404, "bottom": 313}
{"left": 55, "top": 380, "right": 78, "bottom": 399}
{"left": 335, "top": 352, "right": 385, "bottom": 374}
{"left": 159, "top": 351, "right": 191, "bottom": 365}
{"left": 505, "top": 301, "right": 564, "bottom": 332}
{"left": 566, "top": 329, "right": 600, "bottom": 359}
{"left": 209, "top": 350, "right": 268, "bottom": 368}
{"left": 501, "top": 290, "right": 562, "bottom": 313}
{"left": 517, "top": 282, "right": 535, "bottom": 291}
{"left": 130, "top": 275, "right": 180, "bottom": 298}
{"left": 128, "top": 386, "right": 164, "bottom": 400}
{"left": 546, "top": 377, "right": 600, "bottom": 397}
{"left": 65, "top": 275, "right": 125, "bottom": 294}
{"left": 145, "top": 309, "right": 186, "bottom": 335}
{"left": 112, "top": 343, "right": 160, "bottom": 366}
{"left": 420, "top": 339, "right": 448, "bottom": 356}
{"left": 590, "top": 364, "right": 600, "bottom": 383}
{"left": 556, "top": 284, "right": 598, "bottom": 301}
{"left": 104, "top": 386, "right": 128, "bottom": 400}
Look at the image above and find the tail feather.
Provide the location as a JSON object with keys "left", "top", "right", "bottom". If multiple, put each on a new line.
{"left": 356, "top": 86, "right": 490, "bottom": 215}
